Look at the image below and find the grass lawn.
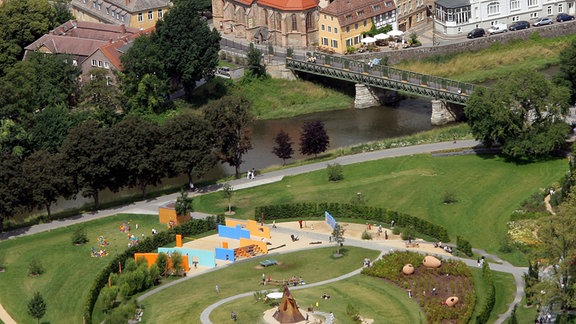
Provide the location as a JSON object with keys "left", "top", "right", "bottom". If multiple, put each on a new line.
{"left": 396, "top": 34, "right": 576, "bottom": 83}
{"left": 469, "top": 267, "right": 516, "bottom": 322}
{"left": 0, "top": 214, "right": 161, "bottom": 324}
{"left": 194, "top": 154, "right": 567, "bottom": 265}
{"left": 138, "top": 247, "right": 380, "bottom": 323}
{"left": 210, "top": 275, "right": 425, "bottom": 323}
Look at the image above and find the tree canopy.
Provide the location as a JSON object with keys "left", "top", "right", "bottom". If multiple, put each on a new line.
{"left": 299, "top": 120, "right": 330, "bottom": 157}
{"left": 465, "top": 70, "right": 570, "bottom": 159}
{"left": 272, "top": 130, "right": 294, "bottom": 165}
{"left": 27, "top": 291, "right": 47, "bottom": 324}
{"left": 204, "top": 96, "right": 253, "bottom": 179}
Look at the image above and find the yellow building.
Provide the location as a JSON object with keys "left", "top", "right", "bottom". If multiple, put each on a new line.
{"left": 71, "top": 0, "right": 172, "bottom": 29}
{"left": 318, "top": 0, "right": 396, "bottom": 54}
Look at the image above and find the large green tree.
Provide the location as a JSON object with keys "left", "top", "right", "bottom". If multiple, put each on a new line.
{"left": 60, "top": 120, "right": 111, "bottom": 210}
{"left": 80, "top": 68, "right": 123, "bottom": 126}
{"left": 557, "top": 38, "right": 576, "bottom": 103}
{"left": 154, "top": 0, "right": 220, "bottom": 97}
{"left": 0, "top": 52, "right": 80, "bottom": 124}
{"left": 30, "top": 104, "right": 88, "bottom": 153}
{"left": 0, "top": 152, "right": 26, "bottom": 232}
{"left": 159, "top": 114, "right": 216, "bottom": 185}
{"left": 466, "top": 70, "right": 570, "bottom": 159}
{"left": 204, "top": 96, "right": 253, "bottom": 179}
{"left": 106, "top": 116, "right": 165, "bottom": 198}
{"left": 0, "top": 0, "right": 68, "bottom": 75}
{"left": 531, "top": 192, "right": 576, "bottom": 312}
{"left": 22, "top": 150, "right": 74, "bottom": 219}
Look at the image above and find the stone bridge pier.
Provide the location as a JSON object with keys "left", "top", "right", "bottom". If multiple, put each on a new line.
{"left": 431, "top": 99, "right": 465, "bottom": 126}
{"left": 354, "top": 84, "right": 465, "bottom": 125}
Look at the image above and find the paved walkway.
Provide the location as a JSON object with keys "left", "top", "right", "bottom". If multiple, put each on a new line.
{"left": 0, "top": 139, "right": 526, "bottom": 324}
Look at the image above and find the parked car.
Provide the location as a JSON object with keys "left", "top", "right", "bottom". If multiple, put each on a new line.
{"left": 467, "top": 28, "right": 486, "bottom": 39}
{"left": 509, "top": 20, "right": 530, "bottom": 31}
{"left": 533, "top": 17, "right": 553, "bottom": 26}
{"left": 556, "top": 13, "right": 575, "bottom": 22}
{"left": 487, "top": 23, "right": 508, "bottom": 35}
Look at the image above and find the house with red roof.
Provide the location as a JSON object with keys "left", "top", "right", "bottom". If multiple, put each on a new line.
{"left": 212, "top": 0, "right": 320, "bottom": 48}
{"left": 24, "top": 20, "right": 152, "bottom": 83}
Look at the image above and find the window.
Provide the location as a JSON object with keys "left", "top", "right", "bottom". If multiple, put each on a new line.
{"left": 138, "top": 13, "right": 143, "bottom": 22}
{"left": 345, "top": 14, "right": 352, "bottom": 20}
{"left": 509, "top": 0, "right": 520, "bottom": 10}
{"left": 331, "top": 39, "right": 338, "bottom": 48}
{"left": 148, "top": 11, "right": 153, "bottom": 20}
{"left": 321, "top": 24, "right": 325, "bottom": 31}
{"left": 158, "top": 9, "right": 163, "bottom": 19}
{"left": 547, "top": 6, "right": 552, "bottom": 15}
{"left": 530, "top": 12, "right": 539, "bottom": 18}
{"left": 528, "top": 0, "right": 538, "bottom": 7}
{"left": 357, "top": 10, "right": 364, "bottom": 16}
{"left": 72, "top": 60, "right": 78, "bottom": 66}
{"left": 487, "top": 2, "right": 499, "bottom": 15}
{"left": 97, "top": 3, "right": 101, "bottom": 10}
{"left": 373, "top": 5, "right": 380, "bottom": 10}
{"left": 306, "top": 12, "right": 313, "bottom": 30}
{"left": 328, "top": 26, "right": 332, "bottom": 32}
{"left": 321, "top": 37, "right": 328, "bottom": 45}
{"left": 354, "top": 35, "right": 360, "bottom": 44}
{"left": 355, "top": 23, "right": 358, "bottom": 29}
{"left": 291, "top": 14, "right": 298, "bottom": 31}
{"left": 91, "top": 59, "right": 97, "bottom": 66}
{"left": 559, "top": 4, "right": 563, "bottom": 12}
{"left": 363, "top": 20, "right": 367, "bottom": 27}
{"left": 346, "top": 26, "right": 350, "bottom": 32}
{"left": 385, "top": 1, "right": 392, "bottom": 6}
{"left": 121, "top": 15, "right": 126, "bottom": 22}
{"left": 334, "top": 27, "right": 338, "bottom": 34}
{"left": 106, "top": 7, "right": 110, "bottom": 14}
{"left": 330, "top": 16, "right": 333, "bottom": 21}
{"left": 98, "top": 60, "right": 102, "bottom": 67}
{"left": 92, "top": 1, "right": 96, "bottom": 8}
{"left": 104, "top": 62, "right": 109, "bottom": 69}
{"left": 324, "top": 14, "right": 326, "bottom": 19}
{"left": 511, "top": 15, "right": 519, "bottom": 21}
{"left": 345, "top": 38, "right": 352, "bottom": 46}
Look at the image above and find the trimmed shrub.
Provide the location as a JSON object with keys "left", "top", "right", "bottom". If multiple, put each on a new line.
{"left": 255, "top": 203, "right": 450, "bottom": 242}
{"left": 456, "top": 236, "right": 473, "bottom": 257}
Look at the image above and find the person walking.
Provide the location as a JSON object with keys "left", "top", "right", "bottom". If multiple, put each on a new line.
{"left": 215, "top": 285, "right": 220, "bottom": 295}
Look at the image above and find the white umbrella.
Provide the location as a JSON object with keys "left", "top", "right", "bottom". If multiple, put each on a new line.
{"left": 266, "top": 292, "right": 284, "bottom": 299}
{"left": 387, "top": 30, "right": 404, "bottom": 37}
{"left": 374, "top": 33, "right": 388, "bottom": 40}
{"left": 361, "top": 37, "right": 376, "bottom": 44}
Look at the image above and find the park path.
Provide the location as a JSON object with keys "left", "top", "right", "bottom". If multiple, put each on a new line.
{"left": 0, "top": 139, "right": 526, "bottom": 323}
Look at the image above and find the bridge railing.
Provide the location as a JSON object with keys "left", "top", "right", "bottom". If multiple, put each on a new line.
{"left": 296, "top": 52, "right": 478, "bottom": 97}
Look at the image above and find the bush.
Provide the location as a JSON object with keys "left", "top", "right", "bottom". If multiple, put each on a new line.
{"left": 29, "top": 259, "right": 45, "bottom": 276}
{"left": 456, "top": 236, "right": 473, "bottom": 257}
{"left": 443, "top": 190, "right": 457, "bottom": 204}
{"left": 72, "top": 225, "right": 89, "bottom": 245}
{"left": 361, "top": 230, "right": 372, "bottom": 240}
{"left": 254, "top": 203, "right": 450, "bottom": 242}
{"left": 327, "top": 163, "right": 344, "bottom": 182}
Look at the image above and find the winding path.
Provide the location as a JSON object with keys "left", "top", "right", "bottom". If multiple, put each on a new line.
{"left": 0, "top": 139, "right": 526, "bottom": 324}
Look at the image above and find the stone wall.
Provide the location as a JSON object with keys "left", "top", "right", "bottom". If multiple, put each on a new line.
{"left": 352, "top": 22, "right": 576, "bottom": 65}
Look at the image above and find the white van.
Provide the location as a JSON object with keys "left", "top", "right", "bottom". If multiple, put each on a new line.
{"left": 487, "top": 23, "right": 508, "bottom": 35}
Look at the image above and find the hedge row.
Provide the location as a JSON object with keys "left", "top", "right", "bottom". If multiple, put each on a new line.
{"left": 255, "top": 202, "right": 450, "bottom": 242}
{"left": 475, "top": 262, "right": 495, "bottom": 323}
{"left": 456, "top": 236, "right": 473, "bottom": 257}
{"left": 83, "top": 216, "right": 222, "bottom": 324}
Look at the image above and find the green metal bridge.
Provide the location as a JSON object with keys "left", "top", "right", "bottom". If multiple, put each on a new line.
{"left": 285, "top": 53, "right": 481, "bottom": 105}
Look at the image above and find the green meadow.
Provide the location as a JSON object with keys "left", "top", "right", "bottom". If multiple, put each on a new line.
{"left": 194, "top": 153, "right": 567, "bottom": 265}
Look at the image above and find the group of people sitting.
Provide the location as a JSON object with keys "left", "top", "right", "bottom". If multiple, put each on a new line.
{"left": 433, "top": 241, "right": 453, "bottom": 254}
{"left": 306, "top": 56, "right": 317, "bottom": 63}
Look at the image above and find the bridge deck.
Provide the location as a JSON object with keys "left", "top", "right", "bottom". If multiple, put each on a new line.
{"left": 286, "top": 54, "right": 480, "bottom": 105}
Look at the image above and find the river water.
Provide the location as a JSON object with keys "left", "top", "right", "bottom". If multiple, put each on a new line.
{"left": 47, "top": 97, "right": 435, "bottom": 213}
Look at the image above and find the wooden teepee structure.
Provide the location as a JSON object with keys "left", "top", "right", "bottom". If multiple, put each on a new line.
{"left": 273, "top": 285, "right": 306, "bottom": 323}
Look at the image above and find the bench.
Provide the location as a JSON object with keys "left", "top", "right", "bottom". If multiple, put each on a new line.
{"left": 260, "top": 259, "right": 278, "bottom": 267}
{"left": 405, "top": 243, "right": 420, "bottom": 248}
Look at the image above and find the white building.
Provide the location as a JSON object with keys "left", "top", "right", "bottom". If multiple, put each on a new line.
{"left": 435, "top": 0, "right": 575, "bottom": 35}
